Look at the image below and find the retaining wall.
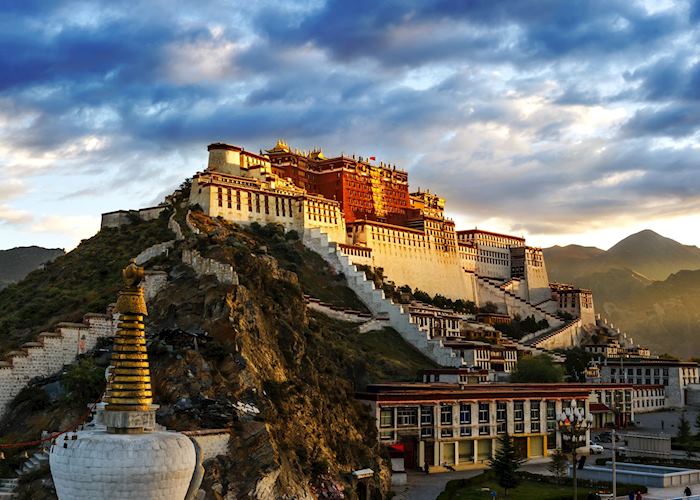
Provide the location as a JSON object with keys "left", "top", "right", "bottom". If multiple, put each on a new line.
{"left": 182, "top": 249, "right": 238, "bottom": 285}
{"left": 183, "top": 429, "right": 230, "bottom": 461}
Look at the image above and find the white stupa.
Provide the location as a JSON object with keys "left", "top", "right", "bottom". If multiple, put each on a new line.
{"left": 49, "top": 261, "right": 197, "bottom": 499}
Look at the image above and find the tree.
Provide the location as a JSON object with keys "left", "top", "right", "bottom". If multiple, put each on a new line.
{"left": 548, "top": 448, "right": 568, "bottom": 485}
{"left": 489, "top": 432, "right": 522, "bottom": 497}
{"left": 558, "top": 347, "right": 593, "bottom": 382}
{"left": 479, "top": 301, "right": 500, "bottom": 314}
{"left": 695, "top": 412, "right": 700, "bottom": 436}
{"left": 510, "top": 354, "right": 565, "bottom": 383}
{"left": 678, "top": 412, "right": 693, "bottom": 458}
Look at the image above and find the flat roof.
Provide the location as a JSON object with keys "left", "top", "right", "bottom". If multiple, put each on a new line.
{"left": 456, "top": 229, "right": 525, "bottom": 241}
{"left": 357, "top": 382, "right": 634, "bottom": 402}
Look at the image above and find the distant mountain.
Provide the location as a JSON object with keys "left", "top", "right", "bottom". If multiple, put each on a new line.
{"left": 0, "top": 246, "right": 64, "bottom": 289}
{"left": 543, "top": 230, "right": 700, "bottom": 357}
{"left": 596, "top": 269, "right": 700, "bottom": 357}
{"left": 599, "top": 230, "right": 700, "bottom": 281}
{"left": 543, "top": 244, "right": 606, "bottom": 283}
{"left": 544, "top": 230, "right": 700, "bottom": 282}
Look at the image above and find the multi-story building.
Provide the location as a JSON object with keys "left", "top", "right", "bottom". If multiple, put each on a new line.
{"left": 420, "top": 368, "right": 490, "bottom": 384}
{"left": 551, "top": 283, "right": 595, "bottom": 325}
{"left": 585, "top": 340, "right": 622, "bottom": 359}
{"left": 591, "top": 359, "right": 700, "bottom": 407}
{"left": 265, "top": 140, "right": 410, "bottom": 223}
{"left": 358, "top": 383, "right": 602, "bottom": 472}
{"left": 408, "top": 302, "right": 467, "bottom": 339}
{"left": 456, "top": 230, "right": 524, "bottom": 280}
{"left": 442, "top": 340, "right": 519, "bottom": 374}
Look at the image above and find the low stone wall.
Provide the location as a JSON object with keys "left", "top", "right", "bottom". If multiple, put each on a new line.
{"left": 182, "top": 249, "right": 238, "bottom": 285}
{"left": 183, "top": 429, "right": 230, "bottom": 461}
{"left": 185, "top": 210, "right": 200, "bottom": 235}
{"left": 169, "top": 212, "right": 185, "bottom": 241}
{"left": 135, "top": 241, "right": 175, "bottom": 266}
{"left": 0, "top": 311, "right": 119, "bottom": 419}
{"left": 144, "top": 271, "right": 169, "bottom": 302}
{"left": 100, "top": 206, "right": 167, "bottom": 229}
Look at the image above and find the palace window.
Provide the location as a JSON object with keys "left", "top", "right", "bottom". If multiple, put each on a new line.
{"left": 380, "top": 408, "right": 393, "bottom": 428}
{"left": 236, "top": 191, "right": 241, "bottom": 210}
{"left": 440, "top": 405, "right": 452, "bottom": 426}
{"left": 397, "top": 407, "right": 417, "bottom": 427}
{"left": 460, "top": 404, "right": 471, "bottom": 424}
{"left": 420, "top": 406, "right": 433, "bottom": 426}
{"left": 496, "top": 402, "right": 506, "bottom": 423}
{"left": 478, "top": 403, "right": 489, "bottom": 423}
{"left": 514, "top": 401, "right": 524, "bottom": 421}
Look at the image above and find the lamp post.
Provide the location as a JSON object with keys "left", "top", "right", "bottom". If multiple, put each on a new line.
{"left": 557, "top": 400, "right": 593, "bottom": 500}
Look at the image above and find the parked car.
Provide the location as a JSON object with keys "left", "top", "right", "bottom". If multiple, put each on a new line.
{"left": 596, "top": 432, "right": 612, "bottom": 443}
{"left": 589, "top": 442, "right": 604, "bottom": 454}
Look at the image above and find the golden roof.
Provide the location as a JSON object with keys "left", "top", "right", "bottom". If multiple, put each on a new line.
{"left": 267, "top": 139, "right": 290, "bottom": 153}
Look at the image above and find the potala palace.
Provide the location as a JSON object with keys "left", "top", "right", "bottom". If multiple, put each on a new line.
{"left": 183, "top": 141, "right": 592, "bottom": 350}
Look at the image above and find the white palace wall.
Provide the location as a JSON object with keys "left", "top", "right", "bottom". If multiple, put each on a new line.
{"left": 190, "top": 173, "right": 346, "bottom": 244}
{"left": 348, "top": 222, "right": 477, "bottom": 302}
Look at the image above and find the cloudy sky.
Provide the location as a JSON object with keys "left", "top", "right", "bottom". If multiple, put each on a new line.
{"left": 1, "top": 0, "right": 699, "bottom": 251}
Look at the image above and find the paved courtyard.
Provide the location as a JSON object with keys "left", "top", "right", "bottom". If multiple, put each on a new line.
{"left": 392, "top": 469, "right": 483, "bottom": 500}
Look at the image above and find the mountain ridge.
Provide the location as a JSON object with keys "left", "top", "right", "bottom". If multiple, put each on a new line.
{"left": 0, "top": 246, "right": 65, "bottom": 289}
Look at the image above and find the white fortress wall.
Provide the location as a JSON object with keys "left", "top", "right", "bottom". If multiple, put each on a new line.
{"left": 348, "top": 221, "right": 475, "bottom": 302}
{"left": 190, "top": 173, "right": 346, "bottom": 243}
{"left": 0, "top": 312, "right": 119, "bottom": 419}
{"left": 522, "top": 247, "right": 551, "bottom": 304}
{"left": 0, "top": 267, "right": 170, "bottom": 420}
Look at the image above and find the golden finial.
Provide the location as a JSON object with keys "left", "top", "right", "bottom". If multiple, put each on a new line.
{"left": 104, "top": 259, "right": 152, "bottom": 413}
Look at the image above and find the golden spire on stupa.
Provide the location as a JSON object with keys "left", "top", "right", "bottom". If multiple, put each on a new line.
{"left": 104, "top": 260, "right": 153, "bottom": 412}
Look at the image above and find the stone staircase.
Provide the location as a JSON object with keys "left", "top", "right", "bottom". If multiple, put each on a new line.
{"left": 0, "top": 478, "right": 18, "bottom": 498}
{"left": 15, "top": 449, "right": 49, "bottom": 476}
{"left": 303, "top": 228, "right": 461, "bottom": 367}
{"left": 477, "top": 276, "right": 564, "bottom": 326}
{"left": 521, "top": 319, "right": 582, "bottom": 349}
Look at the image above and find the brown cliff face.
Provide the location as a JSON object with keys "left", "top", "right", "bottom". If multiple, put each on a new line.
{"left": 143, "top": 214, "right": 395, "bottom": 499}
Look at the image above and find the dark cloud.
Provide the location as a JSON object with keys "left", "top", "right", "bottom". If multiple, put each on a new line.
{"left": 0, "top": 0, "right": 699, "bottom": 248}
{"left": 623, "top": 103, "right": 700, "bottom": 137}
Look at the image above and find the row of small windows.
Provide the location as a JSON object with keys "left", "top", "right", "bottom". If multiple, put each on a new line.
{"left": 379, "top": 401, "right": 560, "bottom": 439}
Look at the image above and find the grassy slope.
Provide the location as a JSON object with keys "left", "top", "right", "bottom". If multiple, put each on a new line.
{"left": 0, "top": 215, "right": 174, "bottom": 355}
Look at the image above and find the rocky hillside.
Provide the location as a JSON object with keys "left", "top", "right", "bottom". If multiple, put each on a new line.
{"left": 0, "top": 205, "right": 436, "bottom": 498}
{"left": 0, "top": 246, "right": 64, "bottom": 289}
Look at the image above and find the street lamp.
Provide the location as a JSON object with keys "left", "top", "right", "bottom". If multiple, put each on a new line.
{"left": 557, "top": 400, "right": 593, "bottom": 500}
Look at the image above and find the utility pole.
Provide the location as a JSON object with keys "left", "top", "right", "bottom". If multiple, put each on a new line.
{"left": 558, "top": 400, "right": 593, "bottom": 500}
{"left": 612, "top": 427, "right": 616, "bottom": 498}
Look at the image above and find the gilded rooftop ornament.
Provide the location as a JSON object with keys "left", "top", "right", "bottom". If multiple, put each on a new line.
{"left": 104, "top": 259, "right": 153, "bottom": 413}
